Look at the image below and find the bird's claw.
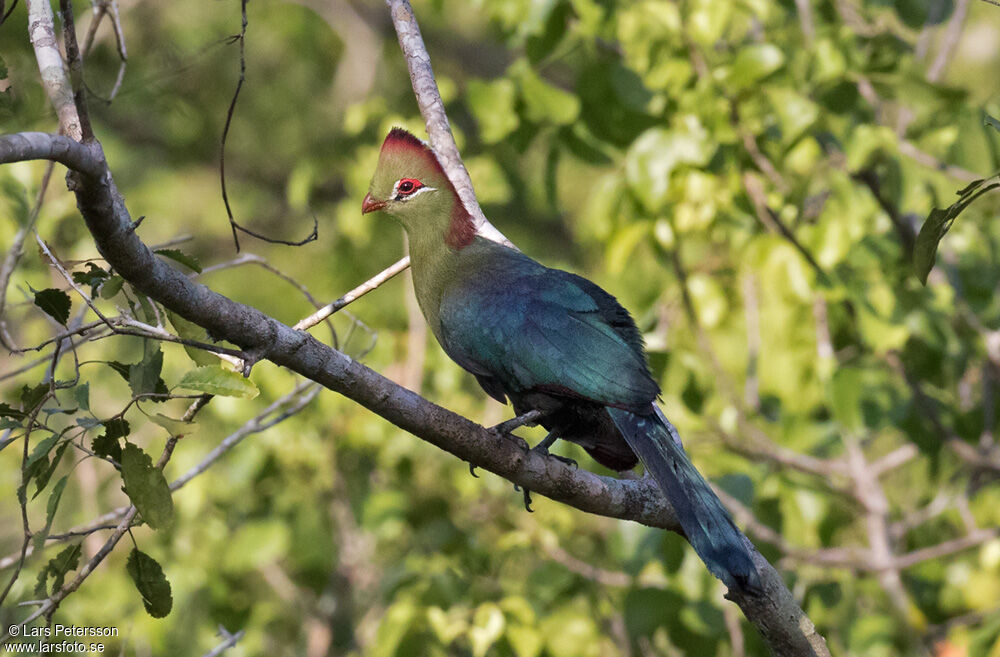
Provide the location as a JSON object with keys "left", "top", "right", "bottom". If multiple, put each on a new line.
{"left": 513, "top": 484, "right": 533, "bottom": 512}
{"left": 469, "top": 462, "right": 479, "bottom": 478}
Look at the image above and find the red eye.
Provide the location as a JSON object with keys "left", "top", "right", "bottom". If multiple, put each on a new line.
{"left": 396, "top": 178, "right": 422, "bottom": 196}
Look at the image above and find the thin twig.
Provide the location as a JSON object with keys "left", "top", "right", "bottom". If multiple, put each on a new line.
{"left": 219, "top": 0, "right": 317, "bottom": 251}
{"left": 294, "top": 256, "right": 410, "bottom": 331}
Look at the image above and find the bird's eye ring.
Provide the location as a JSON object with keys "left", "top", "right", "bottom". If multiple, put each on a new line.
{"left": 396, "top": 178, "right": 422, "bottom": 197}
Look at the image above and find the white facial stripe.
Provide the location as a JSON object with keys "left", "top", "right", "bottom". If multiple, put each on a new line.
{"left": 396, "top": 185, "right": 436, "bottom": 201}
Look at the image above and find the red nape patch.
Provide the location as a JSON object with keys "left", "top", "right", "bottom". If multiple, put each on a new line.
{"left": 446, "top": 200, "right": 476, "bottom": 249}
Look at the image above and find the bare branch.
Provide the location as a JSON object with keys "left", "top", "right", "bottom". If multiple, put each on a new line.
{"left": 385, "top": 0, "right": 512, "bottom": 247}
{"left": 26, "top": 0, "right": 82, "bottom": 140}
{"left": 294, "top": 256, "right": 410, "bottom": 331}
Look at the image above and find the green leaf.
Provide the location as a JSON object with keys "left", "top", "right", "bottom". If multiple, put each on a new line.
{"left": 148, "top": 413, "right": 195, "bottom": 436}
{"left": 914, "top": 177, "right": 1000, "bottom": 284}
{"left": 35, "top": 543, "right": 82, "bottom": 598}
{"left": 126, "top": 548, "right": 173, "bottom": 618}
{"left": 32, "top": 287, "right": 72, "bottom": 326}
{"left": 177, "top": 366, "right": 259, "bottom": 399}
{"left": 92, "top": 433, "right": 123, "bottom": 462}
{"left": 625, "top": 118, "right": 713, "bottom": 212}
{"left": 129, "top": 341, "right": 164, "bottom": 399}
{"left": 73, "top": 383, "right": 90, "bottom": 412}
{"left": 33, "top": 475, "right": 69, "bottom": 552}
{"left": 33, "top": 442, "right": 69, "bottom": 499}
{"left": 93, "top": 418, "right": 129, "bottom": 461}
{"left": 121, "top": 443, "right": 174, "bottom": 530}
{"left": 20, "top": 383, "right": 48, "bottom": 413}
{"left": 165, "top": 310, "right": 217, "bottom": 367}
{"left": 100, "top": 275, "right": 124, "bottom": 299}
{"left": 730, "top": 43, "right": 785, "bottom": 89}
{"left": 0, "top": 402, "right": 24, "bottom": 423}
{"left": 104, "top": 417, "right": 130, "bottom": 439}
{"left": 155, "top": 249, "right": 202, "bottom": 273}
{"left": 511, "top": 59, "right": 581, "bottom": 126}
{"left": 467, "top": 78, "right": 520, "bottom": 144}
{"left": 25, "top": 433, "right": 62, "bottom": 473}
{"left": 72, "top": 263, "right": 109, "bottom": 296}
{"left": 470, "top": 603, "right": 506, "bottom": 657}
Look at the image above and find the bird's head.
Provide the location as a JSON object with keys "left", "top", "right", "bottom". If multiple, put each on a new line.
{"left": 362, "top": 128, "right": 475, "bottom": 249}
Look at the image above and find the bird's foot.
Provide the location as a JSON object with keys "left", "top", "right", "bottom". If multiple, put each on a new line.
{"left": 530, "top": 442, "right": 577, "bottom": 469}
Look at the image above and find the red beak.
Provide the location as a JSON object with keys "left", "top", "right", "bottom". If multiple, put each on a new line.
{"left": 362, "top": 193, "right": 387, "bottom": 214}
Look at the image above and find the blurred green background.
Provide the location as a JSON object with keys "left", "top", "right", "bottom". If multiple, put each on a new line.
{"left": 3, "top": 0, "right": 1000, "bottom": 655}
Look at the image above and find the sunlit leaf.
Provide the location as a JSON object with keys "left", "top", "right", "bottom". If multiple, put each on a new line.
{"left": 177, "top": 366, "right": 258, "bottom": 399}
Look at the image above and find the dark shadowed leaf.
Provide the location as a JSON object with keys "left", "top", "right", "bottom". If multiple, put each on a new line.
{"left": 20, "top": 383, "right": 48, "bottom": 413}
{"left": 32, "top": 287, "right": 72, "bottom": 326}
{"left": 126, "top": 548, "right": 173, "bottom": 618}
{"left": 92, "top": 433, "right": 123, "bottom": 462}
{"left": 33, "top": 441, "right": 70, "bottom": 499}
{"left": 121, "top": 443, "right": 174, "bottom": 529}
{"left": 129, "top": 341, "right": 165, "bottom": 399}
{"left": 914, "top": 176, "right": 1000, "bottom": 284}
{"left": 72, "top": 263, "right": 109, "bottom": 296}
{"left": 34, "top": 543, "right": 82, "bottom": 598}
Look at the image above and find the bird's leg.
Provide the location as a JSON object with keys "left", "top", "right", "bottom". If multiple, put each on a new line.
{"left": 490, "top": 409, "right": 543, "bottom": 436}
{"left": 529, "top": 431, "right": 577, "bottom": 468}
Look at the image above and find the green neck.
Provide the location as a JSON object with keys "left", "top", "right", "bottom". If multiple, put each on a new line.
{"left": 393, "top": 194, "right": 471, "bottom": 336}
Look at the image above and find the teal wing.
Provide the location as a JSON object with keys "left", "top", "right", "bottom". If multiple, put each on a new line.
{"left": 437, "top": 256, "right": 658, "bottom": 410}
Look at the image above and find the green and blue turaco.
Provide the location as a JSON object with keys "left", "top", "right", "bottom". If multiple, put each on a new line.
{"left": 363, "top": 127, "right": 760, "bottom": 592}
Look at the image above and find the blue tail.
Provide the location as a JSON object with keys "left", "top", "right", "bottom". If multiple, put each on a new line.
{"left": 608, "top": 406, "right": 761, "bottom": 592}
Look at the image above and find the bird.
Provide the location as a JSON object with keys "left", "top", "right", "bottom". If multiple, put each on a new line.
{"left": 362, "top": 127, "right": 761, "bottom": 592}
